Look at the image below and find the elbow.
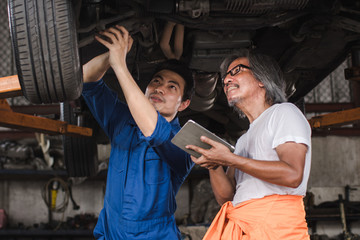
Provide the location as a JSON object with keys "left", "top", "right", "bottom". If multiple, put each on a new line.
{"left": 288, "top": 180, "right": 302, "bottom": 189}
{"left": 215, "top": 192, "right": 234, "bottom": 206}
{"left": 286, "top": 174, "right": 303, "bottom": 188}
{"left": 216, "top": 199, "right": 226, "bottom": 206}
{"left": 216, "top": 197, "right": 232, "bottom": 206}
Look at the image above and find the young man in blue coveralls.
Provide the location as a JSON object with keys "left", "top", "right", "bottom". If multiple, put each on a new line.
{"left": 82, "top": 25, "right": 195, "bottom": 239}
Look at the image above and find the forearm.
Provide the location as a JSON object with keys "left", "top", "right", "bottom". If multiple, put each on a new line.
{"left": 83, "top": 52, "right": 110, "bottom": 83}
{"left": 229, "top": 156, "right": 303, "bottom": 188}
{"left": 112, "top": 64, "right": 158, "bottom": 136}
{"left": 209, "top": 167, "right": 235, "bottom": 206}
{"left": 95, "top": 26, "right": 158, "bottom": 137}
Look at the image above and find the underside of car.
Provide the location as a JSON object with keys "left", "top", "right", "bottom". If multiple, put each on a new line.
{"left": 7, "top": 0, "right": 360, "bottom": 176}
{"left": 76, "top": 0, "right": 360, "bottom": 137}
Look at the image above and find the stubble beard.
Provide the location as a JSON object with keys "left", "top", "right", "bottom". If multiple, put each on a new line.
{"left": 228, "top": 97, "right": 246, "bottom": 119}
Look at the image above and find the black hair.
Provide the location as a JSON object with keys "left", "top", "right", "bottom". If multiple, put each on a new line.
{"left": 153, "top": 59, "right": 195, "bottom": 101}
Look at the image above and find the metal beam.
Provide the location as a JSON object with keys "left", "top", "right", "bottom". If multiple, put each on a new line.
{"left": 0, "top": 110, "right": 93, "bottom": 137}
{"left": 309, "top": 107, "right": 360, "bottom": 128}
{"left": 0, "top": 99, "right": 92, "bottom": 137}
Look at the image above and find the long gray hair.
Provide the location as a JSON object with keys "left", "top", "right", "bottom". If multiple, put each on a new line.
{"left": 220, "top": 49, "right": 287, "bottom": 106}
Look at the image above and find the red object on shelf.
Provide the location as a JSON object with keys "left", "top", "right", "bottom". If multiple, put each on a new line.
{"left": 0, "top": 209, "right": 7, "bottom": 229}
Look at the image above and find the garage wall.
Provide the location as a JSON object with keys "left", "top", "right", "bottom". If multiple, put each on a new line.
{"left": 307, "top": 136, "right": 360, "bottom": 237}
{"left": 1, "top": 136, "right": 360, "bottom": 234}
{"left": 309, "top": 135, "right": 360, "bottom": 209}
{"left": 309, "top": 136, "right": 360, "bottom": 189}
{"left": 0, "top": 180, "right": 104, "bottom": 227}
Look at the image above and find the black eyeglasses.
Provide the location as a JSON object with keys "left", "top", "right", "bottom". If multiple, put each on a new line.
{"left": 222, "top": 64, "right": 251, "bottom": 84}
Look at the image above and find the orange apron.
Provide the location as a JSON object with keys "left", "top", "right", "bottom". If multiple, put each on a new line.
{"left": 203, "top": 195, "right": 310, "bottom": 240}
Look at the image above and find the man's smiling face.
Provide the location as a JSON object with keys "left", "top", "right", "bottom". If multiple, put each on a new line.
{"left": 223, "top": 57, "right": 262, "bottom": 106}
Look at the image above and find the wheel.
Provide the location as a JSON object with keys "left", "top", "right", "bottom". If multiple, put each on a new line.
{"left": 8, "top": 0, "right": 82, "bottom": 104}
{"left": 60, "top": 100, "right": 98, "bottom": 177}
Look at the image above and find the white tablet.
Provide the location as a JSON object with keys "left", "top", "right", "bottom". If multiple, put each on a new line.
{"left": 171, "top": 120, "right": 235, "bottom": 158}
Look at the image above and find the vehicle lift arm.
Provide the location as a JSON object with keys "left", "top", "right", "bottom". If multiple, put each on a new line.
{"left": 0, "top": 75, "right": 92, "bottom": 137}
{"left": 1, "top": 74, "right": 360, "bottom": 134}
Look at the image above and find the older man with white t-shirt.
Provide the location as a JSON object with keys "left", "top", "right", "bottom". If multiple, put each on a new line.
{"left": 186, "top": 48, "right": 311, "bottom": 240}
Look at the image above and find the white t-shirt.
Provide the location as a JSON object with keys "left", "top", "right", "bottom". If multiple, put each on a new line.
{"left": 232, "top": 103, "right": 312, "bottom": 206}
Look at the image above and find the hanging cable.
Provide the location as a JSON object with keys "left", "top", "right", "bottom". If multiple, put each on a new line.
{"left": 41, "top": 177, "right": 70, "bottom": 231}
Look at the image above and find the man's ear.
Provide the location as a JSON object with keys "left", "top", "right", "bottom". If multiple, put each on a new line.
{"left": 178, "top": 99, "right": 191, "bottom": 112}
{"left": 258, "top": 81, "right": 265, "bottom": 88}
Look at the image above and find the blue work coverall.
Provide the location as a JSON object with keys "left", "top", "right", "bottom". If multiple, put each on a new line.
{"left": 82, "top": 80, "right": 194, "bottom": 239}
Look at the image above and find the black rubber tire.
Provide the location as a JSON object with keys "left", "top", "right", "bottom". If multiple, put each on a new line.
{"left": 8, "top": 0, "right": 82, "bottom": 104}
{"left": 60, "top": 100, "right": 98, "bottom": 177}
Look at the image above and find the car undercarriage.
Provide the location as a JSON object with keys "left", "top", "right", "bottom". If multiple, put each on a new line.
{"left": 75, "top": 0, "right": 360, "bottom": 137}
{"left": 6, "top": 0, "right": 360, "bottom": 176}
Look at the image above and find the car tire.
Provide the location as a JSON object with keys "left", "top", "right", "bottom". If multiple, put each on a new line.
{"left": 60, "top": 100, "right": 98, "bottom": 177}
{"left": 8, "top": 0, "right": 82, "bottom": 104}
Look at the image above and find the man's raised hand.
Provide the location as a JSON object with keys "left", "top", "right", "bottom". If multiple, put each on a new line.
{"left": 95, "top": 25, "right": 133, "bottom": 68}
